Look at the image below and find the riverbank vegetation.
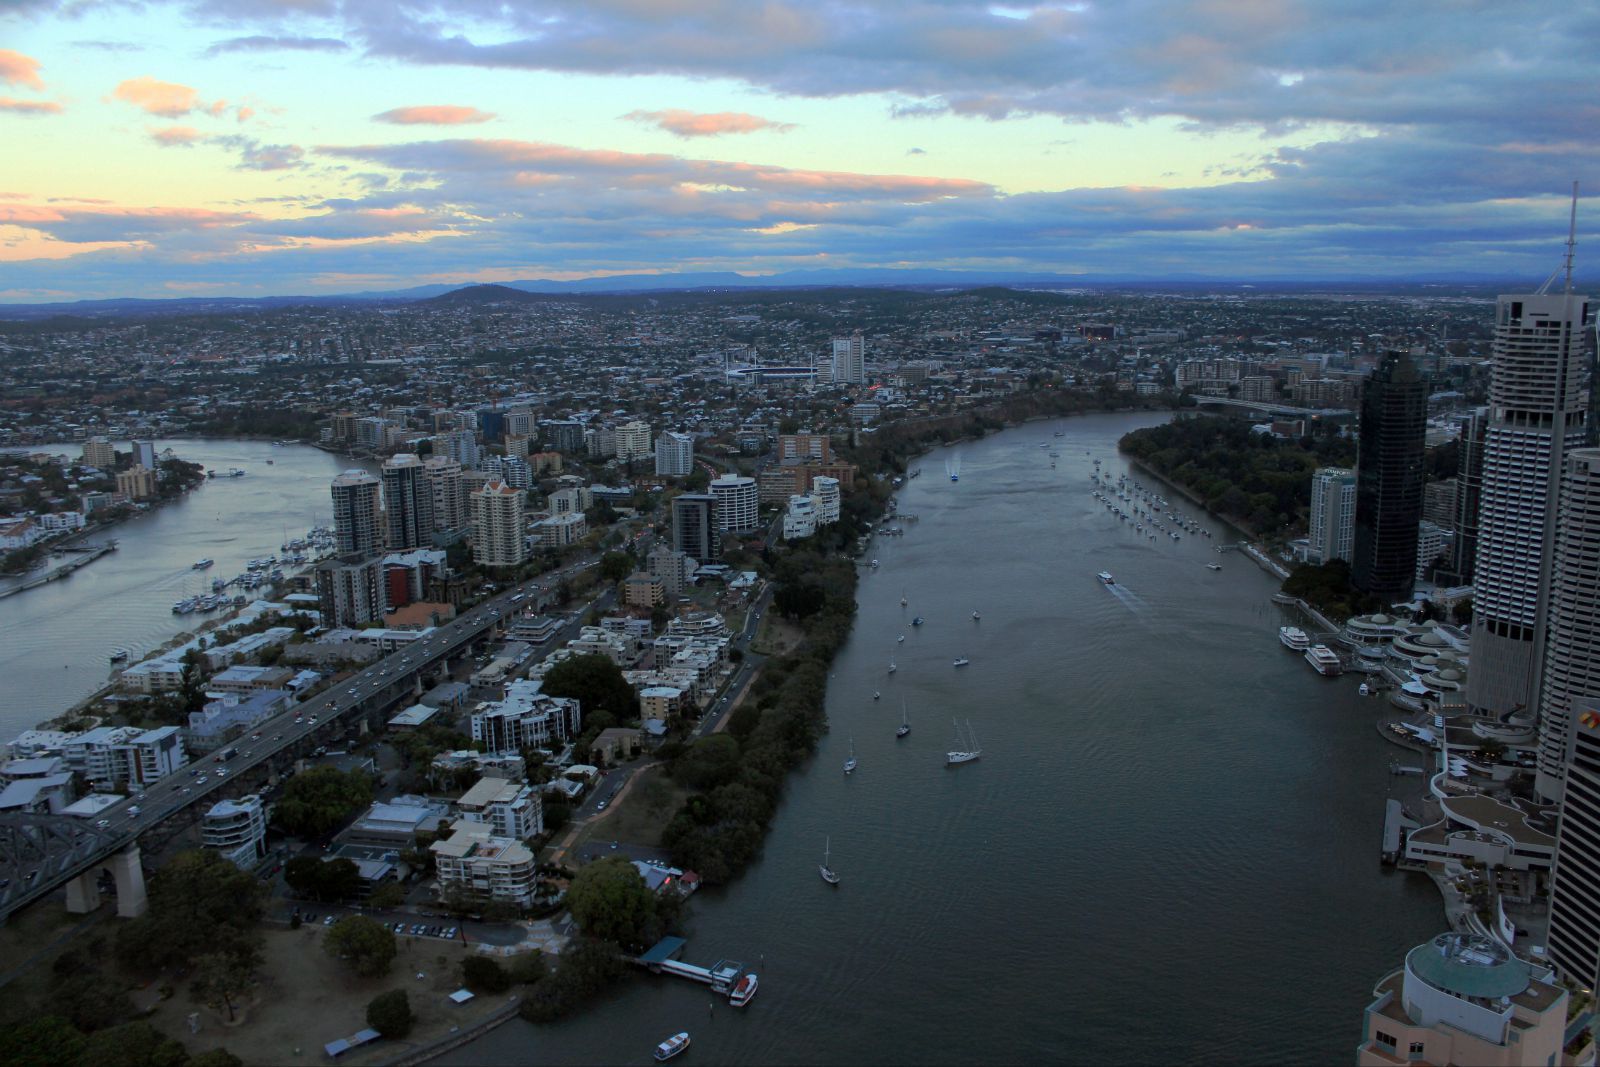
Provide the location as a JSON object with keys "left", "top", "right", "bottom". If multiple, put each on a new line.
{"left": 1118, "top": 416, "right": 1355, "bottom": 537}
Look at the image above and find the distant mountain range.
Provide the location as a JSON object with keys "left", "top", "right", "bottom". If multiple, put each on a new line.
{"left": 0, "top": 267, "right": 1536, "bottom": 320}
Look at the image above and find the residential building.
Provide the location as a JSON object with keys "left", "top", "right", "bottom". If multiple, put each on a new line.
{"left": 1308, "top": 467, "right": 1357, "bottom": 564}
{"left": 1356, "top": 932, "right": 1570, "bottom": 1067}
{"left": 433, "top": 428, "right": 480, "bottom": 469}
{"left": 624, "top": 572, "right": 664, "bottom": 607}
{"left": 187, "top": 689, "right": 292, "bottom": 746}
{"left": 655, "top": 431, "right": 694, "bottom": 476}
{"left": 430, "top": 822, "right": 538, "bottom": 907}
{"left": 543, "top": 419, "right": 586, "bottom": 453}
{"left": 342, "top": 795, "right": 449, "bottom": 850}
{"left": 615, "top": 420, "right": 653, "bottom": 461}
{"left": 1415, "top": 520, "right": 1453, "bottom": 582}
{"left": 381, "top": 453, "right": 433, "bottom": 550}
{"left": 81, "top": 436, "right": 116, "bottom": 469}
{"left": 456, "top": 777, "right": 543, "bottom": 840}
{"left": 471, "top": 479, "right": 527, "bottom": 567}
{"left": 1537, "top": 449, "right": 1600, "bottom": 802}
{"left": 115, "top": 465, "right": 157, "bottom": 501}
{"left": 811, "top": 476, "right": 841, "bottom": 524}
{"left": 471, "top": 680, "right": 582, "bottom": 754}
{"left": 331, "top": 469, "right": 381, "bottom": 557}
{"left": 646, "top": 545, "right": 697, "bottom": 598}
{"left": 831, "top": 334, "right": 866, "bottom": 385}
{"left": 783, "top": 494, "right": 817, "bottom": 540}
{"left": 316, "top": 553, "right": 386, "bottom": 627}
{"left": 202, "top": 794, "right": 267, "bottom": 868}
{"left": 425, "top": 456, "right": 471, "bottom": 531}
{"left": 778, "top": 433, "right": 833, "bottom": 466}
{"left": 1352, "top": 349, "right": 1428, "bottom": 601}
{"left": 709, "top": 475, "right": 759, "bottom": 533}
{"left": 1449, "top": 408, "right": 1489, "bottom": 584}
{"left": 548, "top": 486, "right": 592, "bottom": 515}
{"left": 533, "top": 511, "right": 587, "bottom": 548}
{"left": 132, "top": 440, "right": 156, "bottom": 469}
{"left": 504, "top": 409, "right": 534, "bottom": 438}
{"left": 1467, "top": 290, "right": 1592, "bottom": 721}
{"left": 671, "top": 493, "right": 718, "bottom": 563}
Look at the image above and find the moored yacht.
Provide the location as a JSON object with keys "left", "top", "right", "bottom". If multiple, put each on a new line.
{"left": 1279, "top": 626, "right": 1311, "bottom": 651}
{"left": 1304, "top": 645, "right": 1343, "bottom": 676}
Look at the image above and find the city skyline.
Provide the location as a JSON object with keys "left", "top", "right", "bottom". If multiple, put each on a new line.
{"left": 1, "top": 1, "right": 1596, "bottom": 302}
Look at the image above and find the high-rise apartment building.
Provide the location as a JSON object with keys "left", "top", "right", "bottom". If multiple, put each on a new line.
{"left": 831, "top": 335, "right": 866, "bottom": 385}
{"left": 1351, "top": 350, "right": 1428, "bottom": 600}
{"left": 671, "top": 494, "right": 718, "bottom": 563}
{"left": 504, "top": 409, "right": 534, "bottom": 438}
{"left": 424, "top": 456, "right": 470, "bottom": 532}
{"left": 709, "top": 475, "right": 760, "bottom": 533}
{"left": 1308, "top": 467, "right": 1357, "bottom": 565}
{"left": 655, "top": 432, "right": 694, "bottom": 477}
{"left": 1536, "top": 449, "right": 1600, "bottom": 802}
{"left": 1467, "top": 291, "right": 1592, "bottom": 720}
{"left": 1546, "top": 705, "right": 1600, "bottom": 991}
{"left": 471, "top": 479, "right": 527, "bottom": 568}
{"left": 81, "top": 436, "right": 116, "bottom": 469}
{"left": 132, "top": 440, "right": 157, "bottom": 469}
{"left": 315, "top": 553, "right": 385, "bottom": 626}
{"left": 382, "top": 453, "right": 434, "bottom": 551}
{"left": 202, "top": 795, "right": 267, "bottom": 868}
{"left": 330, "top": 469, "right": 381, "bottom": 556}
{"left": 615, "top": 421, "right": 653, "bottom": 461}
{"left": 777, "top": 432, "right": 833, "bottom": 466}
{"left": 543, "top": 420, "right": 586, "bottom": 453}
{"left": 433, "top": 428, "right": 480, "bottom": 469}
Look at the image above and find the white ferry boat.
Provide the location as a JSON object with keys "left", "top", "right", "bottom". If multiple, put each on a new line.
{"left": 654, "top": 1033, "right": 691, "bottom": 1061}
{"left": 728, "top": 972, "right": 759, "bottom": 1007}
{"left": 1304, "top": 645, "right": 1343, "bottom": 676}
{"left": 192, "top": 558, "right": 214, "bottom": 569}
{"left": 1097, "top": 571, "right": 1115, "bottom": 585}
{"left": 1279, "top": 626, "right": 1311, "bottom": 651}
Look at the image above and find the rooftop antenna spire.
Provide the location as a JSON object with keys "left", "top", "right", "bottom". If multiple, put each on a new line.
{"left": 1564, "top": 179, "right": 1579, "bottom": 295}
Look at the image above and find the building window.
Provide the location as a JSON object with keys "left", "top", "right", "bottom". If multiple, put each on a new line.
{"left": 1376, "top": 1031, "right": 1398, "bottom": 1049}
{"left": 1409, "top": 1041, "right": 1425, "bottom": 1059}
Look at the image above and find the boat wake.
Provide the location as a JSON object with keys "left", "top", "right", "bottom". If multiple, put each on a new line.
{"left": 1106, "top": 583, "right": 1153, "bottom": 616}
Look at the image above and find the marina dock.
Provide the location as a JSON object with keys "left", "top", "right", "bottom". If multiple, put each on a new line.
{"left": 632, "top": 937, "right": 758, "bottom": 1001}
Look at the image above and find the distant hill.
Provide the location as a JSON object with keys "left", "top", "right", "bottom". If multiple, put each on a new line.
{"left": 421, "top": 284, "right": 557, "bottom": 306}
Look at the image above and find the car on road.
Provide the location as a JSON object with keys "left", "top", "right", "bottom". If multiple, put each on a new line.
{"left": 323, "top": 915, "right": 335, "bottom": 926}
{"left": 308, "top": 716, "right": 318, "bottom": 724}
{"left": 216, "top": 768, "right": 227, "bottom": 777}
{"left": 197, "top": 776, "right": 209, "bottom": 784}
{"left": 250, "top": 733, "right": 262, "bottom": 740}
{"left": 95, "top": 818, "right": 110, "bottom": 828}
{"left": 393, "top": 922, "right": 405, "bottom": 933}
{"left": 347, "top": 688, "right": 357, "bottom": 696}
{"left": 444, "top": 927, "right": 457, "bottom": 938}
{"left": 293, "top": 716, "right": 304, "bottom": 724}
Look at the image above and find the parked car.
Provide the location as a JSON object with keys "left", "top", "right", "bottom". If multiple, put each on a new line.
{"left": 323, "top": 915, "right": 335, "bottom": 926}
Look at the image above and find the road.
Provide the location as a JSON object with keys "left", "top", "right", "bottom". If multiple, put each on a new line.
{"left": 0, "top": 552, "right": 616, "bottom": 919}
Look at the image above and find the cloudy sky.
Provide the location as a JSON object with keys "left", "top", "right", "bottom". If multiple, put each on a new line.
{"left": 0, "top": 1, "right": 1595, "bottom": 301}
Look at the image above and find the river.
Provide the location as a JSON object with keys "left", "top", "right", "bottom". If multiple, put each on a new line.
{"left": 444, "top": 411, "right": 1440, "bottom": 1066}
{"left": 0, "top": 439, "right": 373, "bottom": 738}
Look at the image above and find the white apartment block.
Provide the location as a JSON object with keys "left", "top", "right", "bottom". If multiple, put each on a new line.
{"left": 783, "top": 494, "right": 818, "bottom": 539}
{"left": 548, "top": 486, "right": 593, "bottom": 515}
{"left": 709, "top": 475, "right": 759, "bottom": 533}
{"left": 534, "top": 511, "right": 587, "bottom": 548}
{"left": 431, "top": 822, "right": 538, "bottom": 907}
{"left": 457, "top": 776, "right": 543, "bottom": 840}
{"left": 470, "top": 680, "right": 583, "bottom": 755}
{"left": 472, "top": 479, "right": 527, "bottom": 568}
{"left": 811, "top": 476, "right": 841, "bottom": 524}
{"left": 65, "top": 726, "right": 188, "bottom": 787}
{"left": 655, "top": 432, "right": 694, "bottom": 476}
{"left": 203, "top": 794, "right": 267, "bottom": 868}
{"left": 831, "top": 335, "right": 866, "bottom": 385}
{"left": 614, "top": 421, "right": 653, "bottom": 461}
{"left": 1308, "top": 467, "right": 1357, "bottom": 564}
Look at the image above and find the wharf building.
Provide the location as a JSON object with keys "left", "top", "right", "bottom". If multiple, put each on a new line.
{"left": 381, "top": 453, "right": 434, "bottom": 551}
{"left": 1356, "top": 932, "right": 1574, "bottom": 1067}
{"left": 1308, "top": 467, "right": 1357, "bottom": 564}
{"left": 331, "top": 470, "right": 381, "bottom": 556}
{"left": 1351, "top": 349, "right": 1428, "bottom": 601}
{"left": 1536, "top": 448, "right": 1600, "bottom": 802}
{"left": 1466, "top": 290, "right": 1592, "bottom": 726}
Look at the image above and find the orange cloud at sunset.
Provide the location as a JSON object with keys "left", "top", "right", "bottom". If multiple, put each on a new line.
{"left": 0, "top": 50, "right": 44, "bottom": 90}
{"left": 372, "top": 105, "right": 496, "bottom": 125}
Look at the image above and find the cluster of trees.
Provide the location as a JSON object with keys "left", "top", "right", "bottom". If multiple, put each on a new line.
{"left": 565, "top": 857, "right": 678, "bottom": 951}
{"left": 661, "top": 552, "right": 858, "bottom": 884}
{"left": 118, "top": 850, "right": 267, "bottom": 1024}
{"left": 324, "top": 916, "right": 397, "bottom": 978}
{"left": 541, "top": 653, "right": 639, "bottom": 760}
{"left": 0, "top": 1019, "right": 240, "bottom": 1067}
{"left": 1281, "top": 560, "right": 1388, "bottom": 621}
{"left": 1119, "top": 416, "right": 1356, "bottom": 536}
{"left": 365, "top": 990, "right": 412, "bottom": 1039}
{"left": 283, "top": 856, "right": 363, "bottom": 901}
{"left": 273, "top": 766, "right": 374, "bottom": 838}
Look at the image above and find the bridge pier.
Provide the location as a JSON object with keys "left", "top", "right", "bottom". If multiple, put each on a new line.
{"left": 64, "top": 843, "right": 147, "bottom": 918}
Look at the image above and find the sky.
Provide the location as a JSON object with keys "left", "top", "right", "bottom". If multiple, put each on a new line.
{"left": 0, "top": 1, "right": 1596, "bottom": 302}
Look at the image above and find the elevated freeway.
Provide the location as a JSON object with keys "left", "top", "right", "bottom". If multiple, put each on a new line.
{"left": 0, "top": 575, "right": 569, "bottom": 922}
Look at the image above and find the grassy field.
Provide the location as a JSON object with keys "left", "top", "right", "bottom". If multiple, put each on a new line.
{"left": 144, "top": 924, "right": 516, "bottom": 1066}
{"left": 571, "top": 765, "right": 690, "bottom": 852}
{"left": 750, "top": 613, "right": 803, "bottom": 656}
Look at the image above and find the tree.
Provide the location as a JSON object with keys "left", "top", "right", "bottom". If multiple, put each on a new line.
{"left": 461, "top": 956, "right": 511, "bottom": 993}
{"left": 598, "top": 551, "right": 633, "bottom": 583}
{"left": 48, "top": 948, "right": 132, "bottom": 1033}
{"left": 566, "top": 856, "right": 661, "bottom": 949}
{"left": 189, "top": 948, "right": 261, "bottom": 1023}
{"left": 773, "top": 581, "right": 825, "bottom": 620}
{"left": 0, "top": 1016, "right": 86, "bottom": 1067}
{"left": 118, "top": 850, "right": 264, "bottom": 974}
{"left": 274, "top": 766, "right": 374, "bottom": 838}
{"left": 367, "top": 881, "right": 407, "bottom": 910}
{"left": 365, "top": 989, "right": 413, "bottom": 1039}
{"left": 539, "top": 653, "right": 637, "bottom": 720}
{"left": 671, "top": 734, "right": 741, "bottom": 791}
{"left": 324, "top": 915, "right": 397, "bottom": 978}
{"left": 76, "top": 1022, "right": 189, "bottom": 1067}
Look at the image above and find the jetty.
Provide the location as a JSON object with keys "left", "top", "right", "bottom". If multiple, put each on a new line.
{"left": 0, "top": 540, "right": 117, "bottom": 600}
{"left": 631, "top": 937, "right": 755, "bottom": 1000}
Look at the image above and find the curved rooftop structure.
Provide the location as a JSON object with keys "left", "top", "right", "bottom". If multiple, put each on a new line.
{"left": 1406, "top": 933, "right": 1529, "bottom": 1001}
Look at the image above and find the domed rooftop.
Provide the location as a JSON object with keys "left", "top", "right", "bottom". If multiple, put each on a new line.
{"left": 1436, "top": 669, "right": 1463, "bottom": 682}
{"left": 1371, "top": 613, "right": 1392, "bottom": 624}
{"left": 1407, "top": 933, "right": 1529, "bottom": 1000}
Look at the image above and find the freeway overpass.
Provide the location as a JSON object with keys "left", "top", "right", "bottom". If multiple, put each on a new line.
{"left": 0, "top": 576, "right": 571, "bottom": 923}
{"left": 1189, "top": 395, "right": 1353, "bottom": 420}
